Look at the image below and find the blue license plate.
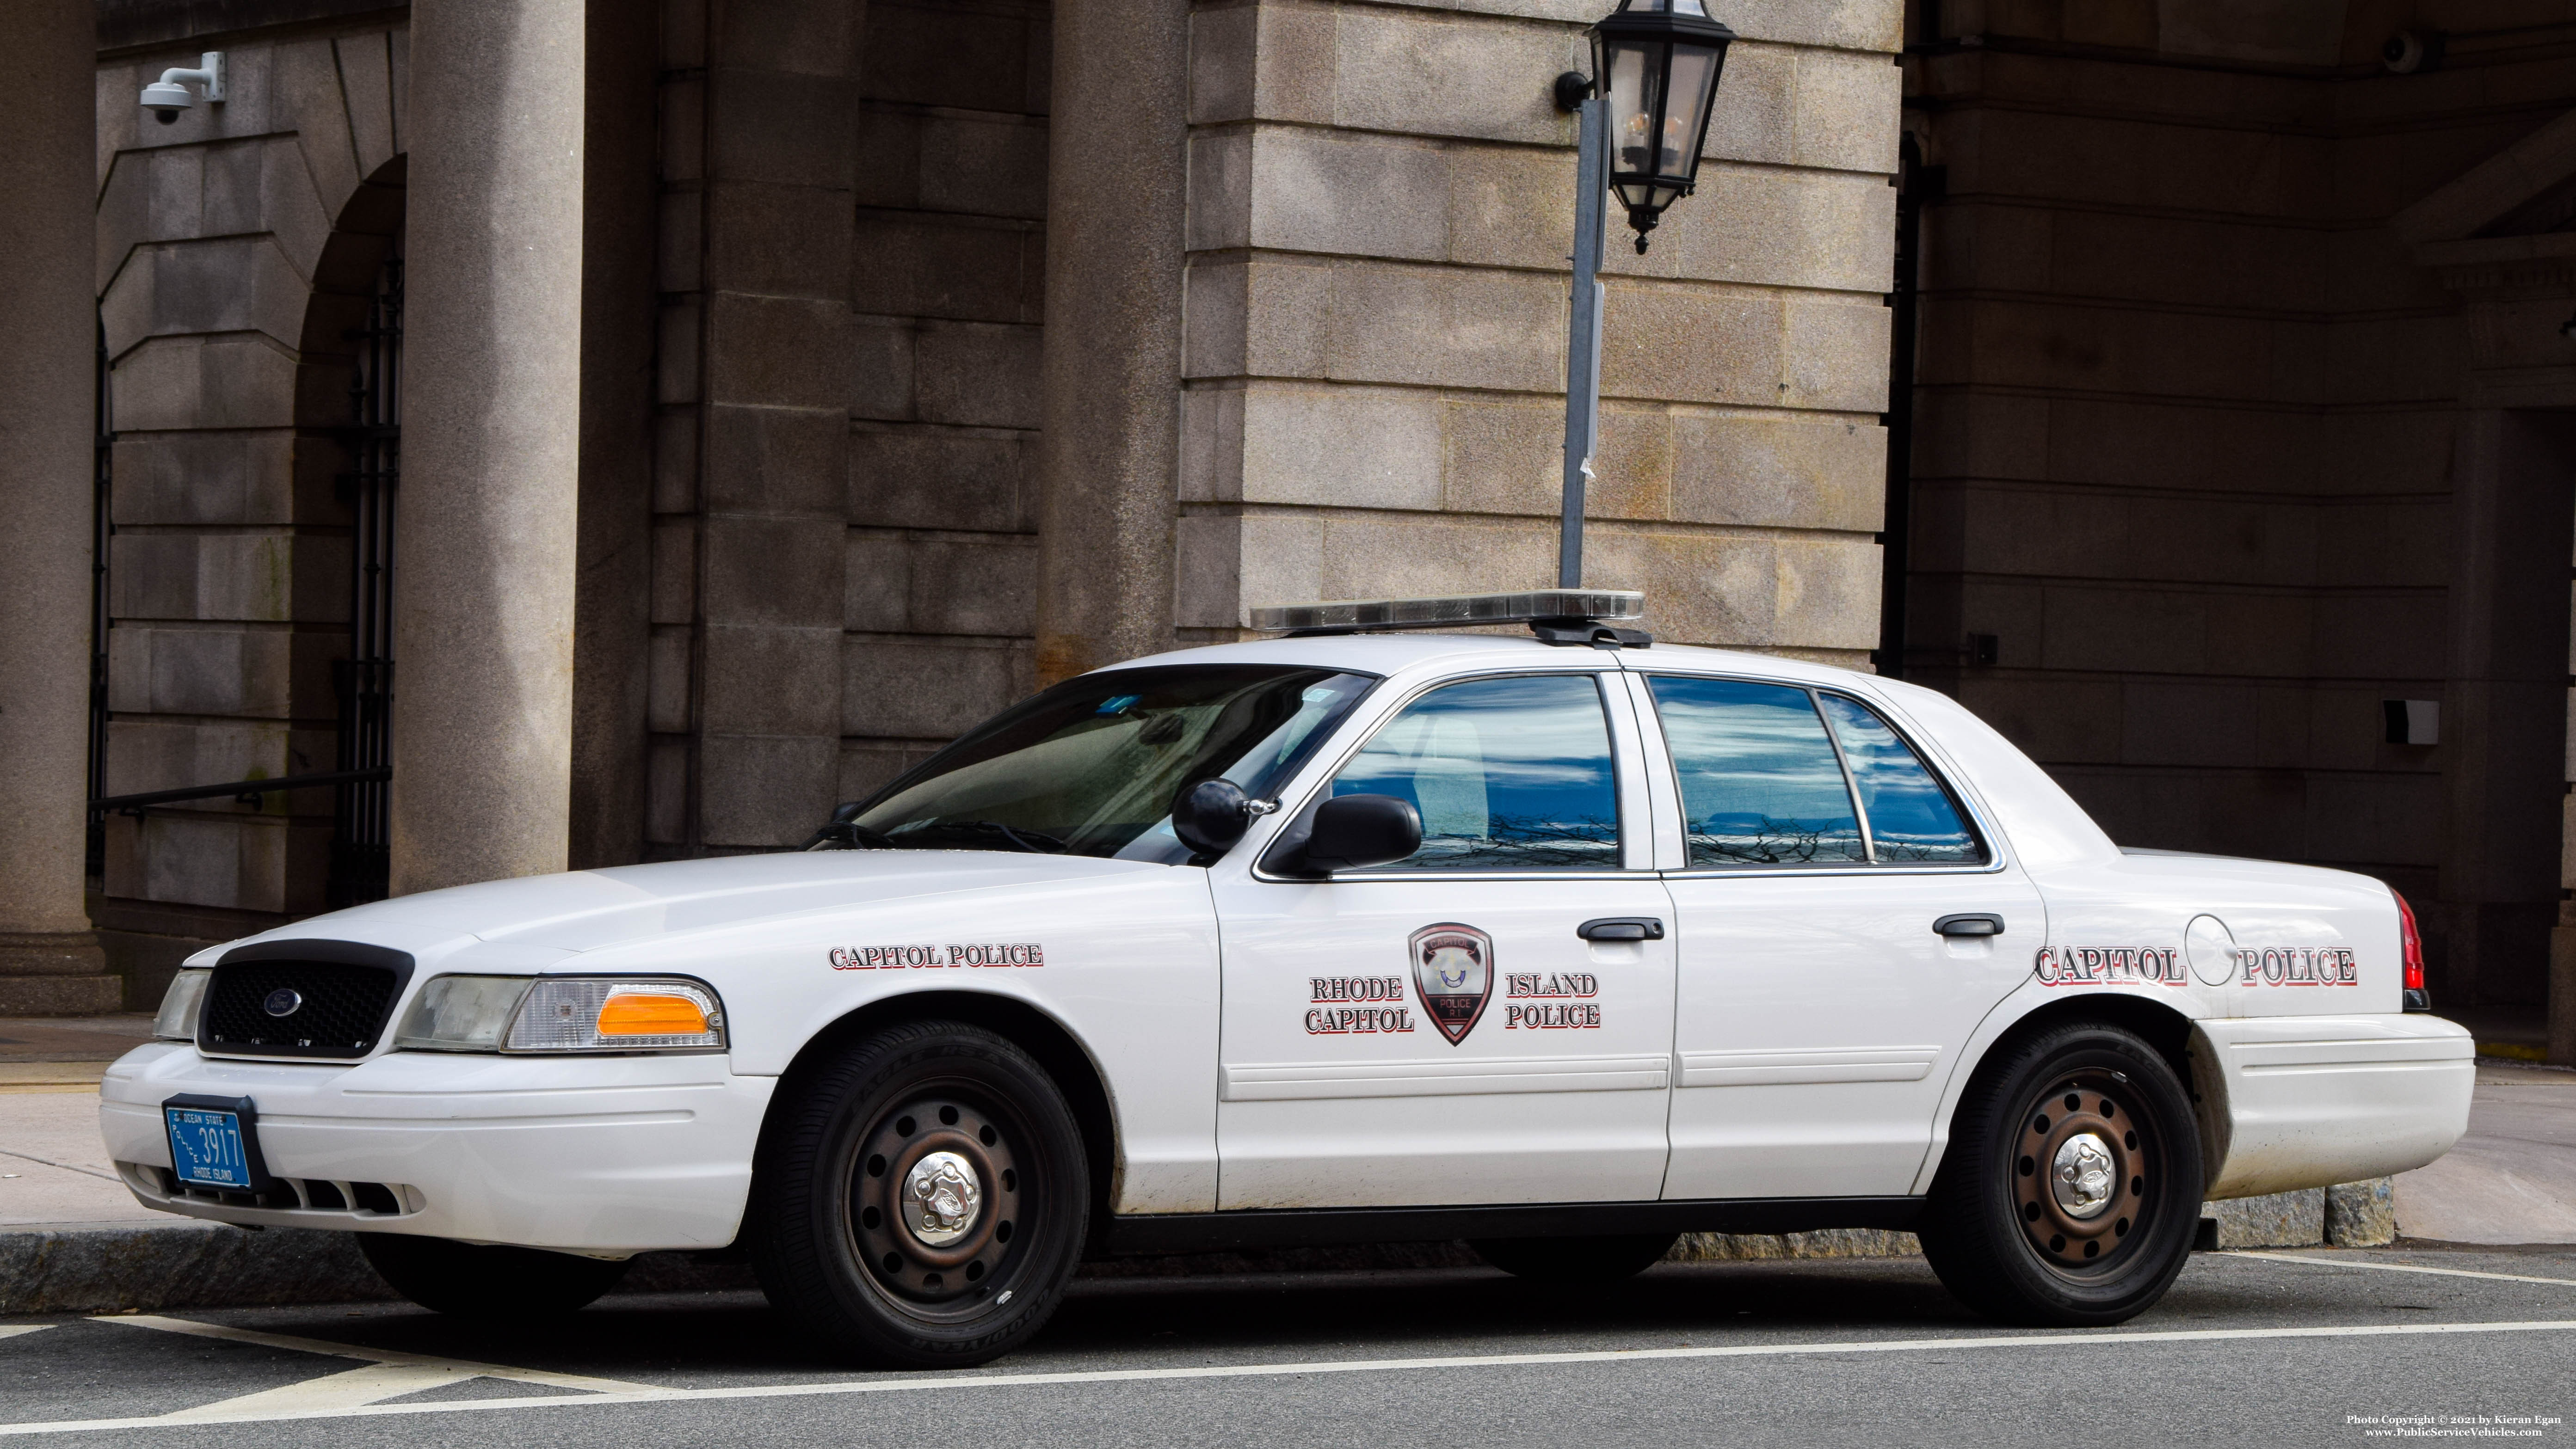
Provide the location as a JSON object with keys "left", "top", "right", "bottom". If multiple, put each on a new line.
{"left": 165, "top": 1104, "right": 254, "bottom": 1190}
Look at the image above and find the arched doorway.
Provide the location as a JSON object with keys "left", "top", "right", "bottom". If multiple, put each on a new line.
{"left": 300, "top": 158, "right": 406, "bottom": 906}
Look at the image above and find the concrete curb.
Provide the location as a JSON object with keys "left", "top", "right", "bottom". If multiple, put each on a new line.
{"left": 0, "top": 1222, "right": 390, "bottom": 1315}
{"left": 0, "top": 1222, "right": 1929, "bottom": 1314}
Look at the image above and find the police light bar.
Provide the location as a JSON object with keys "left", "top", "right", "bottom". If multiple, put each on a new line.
{"left": 1247, "top": 589, "right": 1648, "bottom": 646}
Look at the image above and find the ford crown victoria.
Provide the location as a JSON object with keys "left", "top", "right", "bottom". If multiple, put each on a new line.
{"left": 101, "top": 591, "right": 2475, "bottom": 1368}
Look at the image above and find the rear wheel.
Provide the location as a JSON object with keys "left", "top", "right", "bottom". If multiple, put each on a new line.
{"left": 358, "top": 1235, "right": 629, "bottom": 1318}
{"left": 1471, "top": 1233, "right": 1676, "bottom": 1282}
{"left": 748, "top": 1020, "right": 1089, "bottom": 1369}
{"left": 1917, "top": 1021, "right": 2202, "bottom": 1326}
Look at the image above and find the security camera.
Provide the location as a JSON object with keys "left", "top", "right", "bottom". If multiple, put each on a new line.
{"left": 140, "top": 52, "right": 225, "bottom": 125}
{"left": 2382, "top": 30, "right": 2444, "bottom": 74}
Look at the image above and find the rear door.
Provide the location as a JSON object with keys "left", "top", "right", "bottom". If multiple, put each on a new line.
{"left": 1209, "top": 666, "right": 1678, "bottom": 1209}
{"left": 1633, "top": 672, "right": 2041, "bottom": 1200}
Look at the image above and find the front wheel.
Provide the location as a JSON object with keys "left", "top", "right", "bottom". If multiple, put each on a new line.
{"left": 358, "top": 1235, "right": 629, "bottom": 1318}
{"left": 748, "top": 1020, "right": 1090, "bottom": 1369}
{"left": 1917, "top": 1021, "right": 2203, "bottom": 1326}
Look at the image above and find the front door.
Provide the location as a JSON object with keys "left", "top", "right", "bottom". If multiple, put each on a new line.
{"left": 1210, "top": 668, "right": 1678, "bottom": 1209}
{"left": 1633, "top": 672, "right": 2043, "bottom": 1201}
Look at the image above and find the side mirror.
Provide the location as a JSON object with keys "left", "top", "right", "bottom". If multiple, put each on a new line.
{"left": 1293, "top": 794, "right": 1422, "bottom": 874}
{"left": 1171, "top": 779, "right": 1254, "bottom": 856}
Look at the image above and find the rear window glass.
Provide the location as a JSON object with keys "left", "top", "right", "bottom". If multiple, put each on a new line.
{"left": 1817, "top": 694, "right": 1985, "bottom": 865}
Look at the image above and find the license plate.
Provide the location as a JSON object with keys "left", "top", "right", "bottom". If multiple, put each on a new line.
{"left": 165, "top": 1104, "right": 255, "bottom": 1190}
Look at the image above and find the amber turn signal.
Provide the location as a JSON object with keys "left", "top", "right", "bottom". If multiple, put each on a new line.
{"left": 597, "top": 991, "right": 711, "bottom": 1037}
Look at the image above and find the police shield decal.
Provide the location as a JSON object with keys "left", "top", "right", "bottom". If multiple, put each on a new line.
{"left": 1410, "top": 923, "right": 1493, "bottom": 1045}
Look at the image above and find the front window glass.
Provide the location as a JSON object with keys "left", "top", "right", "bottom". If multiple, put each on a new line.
{"left": 1817, "top": 694, "right": 1986, "bottom": 864}
{"left": 848, "top": 667, "right": 1375, "bottom": 863}
{"left": 1328, "top": 673, "right": 1621, "bottom": 871}
{"left": 1647, "top": 676, "right": 1865, "bottom": 867}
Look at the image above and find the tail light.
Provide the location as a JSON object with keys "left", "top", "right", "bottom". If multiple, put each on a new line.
{"left": 2394, "top": 890, "right": 2430, "bottom": 1011}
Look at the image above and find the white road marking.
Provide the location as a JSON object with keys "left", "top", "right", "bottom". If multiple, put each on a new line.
{"left": 5, "top": 1316, "right": 2575, "bottom": 1436}
{"left": 159, "top": 1363, "right": 491, "bottom": 1421}
{"left": 93, "top": 1313, "right": 653, "bottom": 1416}
{"left": 2233, "top": 1252, "right": 2576, "bottom": 1288}
{"left": 0, "top": 1327, "right": 51, "bottom": 1342}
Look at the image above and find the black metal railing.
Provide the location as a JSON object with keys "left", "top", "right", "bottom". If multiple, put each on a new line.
{"left": 87, "top": 311, "right": 114, "bottom": 880}
{"left": 329, "top": 251, "right": 401, "bottom": 906}
{"left": 91, "top": 767, "right": 392, "bottom": 817}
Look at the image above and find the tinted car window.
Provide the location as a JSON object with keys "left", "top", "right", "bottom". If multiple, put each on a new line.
{"left": 1330, "top": 674, "right": 1621, "bottom": 871}
{"left": 1646, "top": 676, "right": 1865, "bottom": 867}
{"left": 1817, "top": 694, "right": 1985, "bottom": 864}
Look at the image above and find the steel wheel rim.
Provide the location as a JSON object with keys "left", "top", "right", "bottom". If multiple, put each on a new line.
{"left": 845, "top": 1088, "right": 1027, "bottom": 1321}
{"left": 2010, "top": 1068, "right": 2153, "bottom": 1276}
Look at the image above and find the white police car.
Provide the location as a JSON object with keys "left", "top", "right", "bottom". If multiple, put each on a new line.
{"left": 102, "top": 590, "right": 2474, "bottom": 1367}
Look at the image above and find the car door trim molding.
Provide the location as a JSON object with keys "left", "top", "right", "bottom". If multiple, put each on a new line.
{"left": 1103, "top": 1195, "right": 1923, "bottom": 1254}
{"left": 1678, "top": 1046, "right": 1942, "bottom": 1088}
{"left": 1221, "top": 1052, "right": 1672, "bottom": 1100}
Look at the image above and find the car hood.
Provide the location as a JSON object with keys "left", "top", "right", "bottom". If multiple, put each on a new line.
{"left": 226, "top": 851, "right": 1175, "bottom": 959}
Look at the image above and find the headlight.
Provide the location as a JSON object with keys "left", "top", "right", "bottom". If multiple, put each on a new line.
{"left": 393, "top": 976, "right": 727, "bottom": 1054}
{"left": 153, "top": 969, "right": 211, "bottom": 1042}
{"left": 394, "top": 975, "right": 532, "bottom": 1051}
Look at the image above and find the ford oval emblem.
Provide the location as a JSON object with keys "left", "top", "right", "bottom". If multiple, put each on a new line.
{"left": 262, "top": 987, "right": 303, "bottom": 1018}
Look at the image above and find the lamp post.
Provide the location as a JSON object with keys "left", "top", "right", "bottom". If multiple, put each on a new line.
{"left": 1555, "top": 0, "right": 1734, "bottom": 589}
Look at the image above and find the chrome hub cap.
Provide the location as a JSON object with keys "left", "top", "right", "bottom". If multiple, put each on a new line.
{"left": 902, "top": 1151, "right": 982, "bottom": 1246}
{"left": 849, "top": 1094, "right": 1023, "bottom": 1314}
{"left": 2011, "top": 1070, "right": 2152, "bottom": 1271}
{"left": 2051, "top": 1133, "right": 2116, "bottom": 1219}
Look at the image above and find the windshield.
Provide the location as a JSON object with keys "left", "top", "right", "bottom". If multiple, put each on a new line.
{"left": 845, "top": 666, "right": 1378, "bottom": 862}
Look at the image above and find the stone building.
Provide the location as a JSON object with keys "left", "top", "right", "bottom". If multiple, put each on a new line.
{"left": 0, "top": 0, "right": 2567, "bottom": 1064}
{"left": 1893, "top": 0, "right": 2576, "bottom": 1060}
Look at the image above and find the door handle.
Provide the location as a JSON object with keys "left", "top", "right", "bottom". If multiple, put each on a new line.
{"left": 1578, "top": 917, "right": 1664, "bottom": 941}
{"left": 1933, "top": 913, "right": 2005, "bottom": 938}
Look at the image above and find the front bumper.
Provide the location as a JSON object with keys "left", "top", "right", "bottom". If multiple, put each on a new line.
{"left": 99, "top": 1042, "right": 777, "bottom": 1254}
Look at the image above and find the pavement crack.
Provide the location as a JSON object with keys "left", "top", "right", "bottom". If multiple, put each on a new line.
{"left": 0, "top": 1147, "right": 119, "bottom": 1183}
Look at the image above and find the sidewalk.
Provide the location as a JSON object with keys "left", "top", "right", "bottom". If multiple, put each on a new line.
{"left": 2391, "top": 1060, "right": 2576, "bottom": 1245}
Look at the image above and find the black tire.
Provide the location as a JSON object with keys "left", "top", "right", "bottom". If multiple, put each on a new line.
{"left": 1917, "top": 1020, "right": 2203, "bottom": 1326}
{"left": 748, "top": 1020, "right": 1089, "bottom": 1369}
{"left": 1471, "top": 1233, "right": 1677, "bottom": 1282}
{"left": 358, "top": 1234, "right": 629, "bottom": 1318}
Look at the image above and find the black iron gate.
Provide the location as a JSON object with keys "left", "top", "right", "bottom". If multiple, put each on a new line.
{"left": 87, "top": 313, "right": 113, "bottom": 881}
{"left": 328, "top": 252, "right": 401, "bottom": 907}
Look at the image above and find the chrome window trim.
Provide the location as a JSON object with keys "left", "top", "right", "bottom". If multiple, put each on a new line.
{"left": 1633, "top": 667, "right": 2010, "bottom": 879}
{"left": 1249, "top": 663, "right": 1644, "bottom": 884}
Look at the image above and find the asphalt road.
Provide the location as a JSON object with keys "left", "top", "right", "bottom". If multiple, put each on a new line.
{"left": 1, "top": 1248, "right": 2570, "bottom": 1447}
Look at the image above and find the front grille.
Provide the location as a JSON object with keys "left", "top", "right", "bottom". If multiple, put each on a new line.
{"left": 201, "top": 959, "right": 401, "bottom": 1060}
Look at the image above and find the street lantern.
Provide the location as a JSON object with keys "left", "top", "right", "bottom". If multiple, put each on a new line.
{"left": 1590, "top": 0, "right": 1736, "bottom": 253}
{"left": 1550, "top": 0, "right": 1734, "bottom": 591}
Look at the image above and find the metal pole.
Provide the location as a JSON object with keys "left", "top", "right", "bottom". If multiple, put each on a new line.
{"left": 1559, "top": 96, "right": 1608, "bottom": 589}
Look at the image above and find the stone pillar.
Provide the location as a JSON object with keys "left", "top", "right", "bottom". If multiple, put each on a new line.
{"left": 0, "top": 0, "right": 116, "bottom": 1011}
{"left": 1030, "top": 0, "right": 1191, "bottom": 685}
{"left": 391, "top": 0, "right": 588, "bottom": 894}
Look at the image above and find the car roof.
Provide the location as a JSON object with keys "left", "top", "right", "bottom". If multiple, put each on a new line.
{"left": 1100, "top": 632, "right": 1872, "bottom": 688}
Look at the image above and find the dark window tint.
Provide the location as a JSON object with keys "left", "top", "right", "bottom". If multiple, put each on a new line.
{"left": 1331, "top": 674, "right": 1621, "bottom": 871}
{"left": 1817, "top": 694, "right": 1985, "bottom": 864}
{"left": 1647, "top": 677, "right": 1865, "bottom": 867}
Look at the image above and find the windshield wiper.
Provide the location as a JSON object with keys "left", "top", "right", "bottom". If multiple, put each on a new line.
{"left": 804, "top": 820, "right": 897, "bottom": 851}
{"left": 894, "top": 819, "right": 1070, "bottom": 854}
